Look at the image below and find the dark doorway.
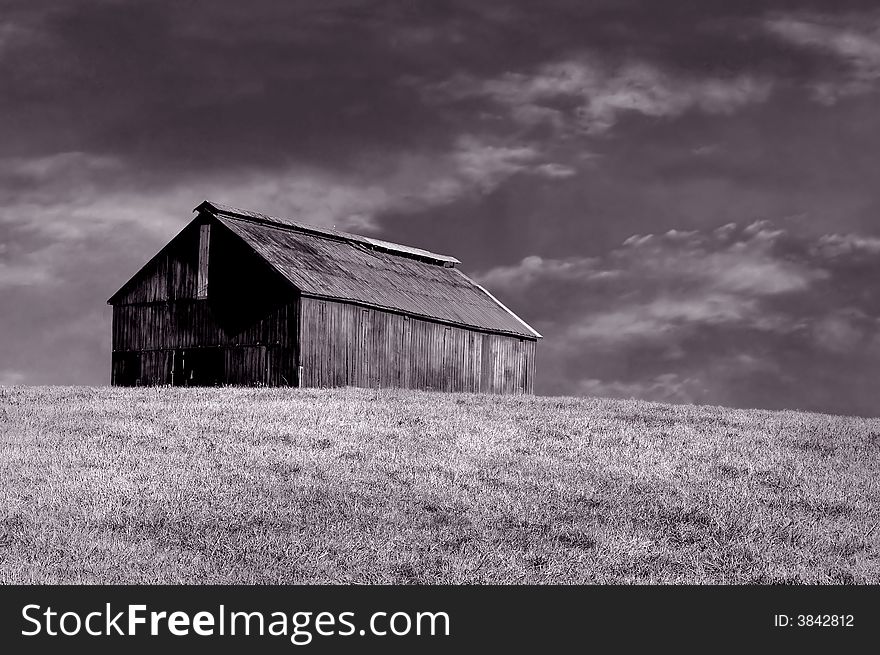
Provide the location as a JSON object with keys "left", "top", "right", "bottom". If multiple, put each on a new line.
{"left": 113, "top": 351, "right": 141, "bottom": 386}
{"left": 173, "top": 348, "right": 223, "bottom": 386}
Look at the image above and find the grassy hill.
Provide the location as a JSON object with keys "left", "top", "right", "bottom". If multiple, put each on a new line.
{"left": 0, "top": 385, "right": 877, "bottom": 584}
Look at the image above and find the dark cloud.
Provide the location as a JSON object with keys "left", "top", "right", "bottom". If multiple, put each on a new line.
{"left": 475, "top": 222, "right": 880, "bottom": 416}
{"left": 1, "top": 1, "right": 880, "bottom": 415}
{"left": 2, "top": 0, "right": 877, "bottom": 167}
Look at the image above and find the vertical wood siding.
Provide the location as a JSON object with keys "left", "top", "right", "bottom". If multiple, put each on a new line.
{"left": 196, "top": 224, "right": 210, "bottom": 299}
{"left": 111, "top": 302, "right": 299, "bottom": 386}
{"left": 299, "top": 297, "right": 536, "bottom": 394}
{"left": 111, "top": 216, "right": 538, "bottom": 391}
{"left": 111, "top": 219, "right": 299, "bottom": 386}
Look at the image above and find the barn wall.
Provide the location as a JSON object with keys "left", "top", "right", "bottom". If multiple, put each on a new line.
{"left": 111, "top": 217, "right": 299, "bottom": 386}
{"left": 111, "top": 301, "right": 294, "bottom": 352}
{"left": 111, "top": 223, "right": 201, "bottom": 305}
{"left": 110, "top": 214, "right": 539, "bottom": 390}
{"left": 298, "top": 297, "right": 536, "bottom": 394}
{"left": 110, "top": 301, "right": 298, "bottom": 386}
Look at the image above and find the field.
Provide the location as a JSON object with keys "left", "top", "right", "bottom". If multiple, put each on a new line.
{"left": 0, "top": 385, "right": 878, "bottom": 584}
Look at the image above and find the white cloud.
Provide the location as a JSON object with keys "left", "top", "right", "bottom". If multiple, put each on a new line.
{"left": 476, "top": 254, "right": 609, "bottom": 292}
{"left": 0, "top": 154, "right": 412, "bottom": 293}
{"left": 812, "top": 233, "right": 880, "bottom": 258}
{"left": 0, "top": 369, "right": 26, "bottom": 385}
{"left": 533, "top": 162, "right": 577, "bottom": 178}
{"left": 764, "top": 13, "right": 880, "bottom": 102}
{"left": 812, "top": 311, "right": 866, "bottom": 353}
{"left": 0, "top": 151, "right": 122, "bottom": 181}
{"left": 0, "top": 21, "right": 32, "bottom": 57}
{"left": 576, "top": 373, "right": 698, "bottom": 404}
{"left": 0, "top": 239, "right": 85, "bottom": 289}
{"left": 0, "top": 142, "right": 546, "bottom": 246}
{"left": 430, "top": 56, "right": 773, "bottom": 135}
{"left": 0, "top": 249, "right": 55, "bottom": 288}
{"left": 565, "top": 294, "right": 761, "bottom": 344}
{"left": 482, "top": 223, "right": 820, "bottom": 300}
{"left": 446, "top": 136, "right": 581, "bottom": 193}
{"left": 476, "top": 221, "right": 828, "bottom": 346}
{"left": 450, "top": 136, "right": 541, "bottom": 191}
{"left": 0, "top": 138, "right": 581, "bottom": 294}
{"left": 474, "top": 220, "right": 880, "bottom": 410}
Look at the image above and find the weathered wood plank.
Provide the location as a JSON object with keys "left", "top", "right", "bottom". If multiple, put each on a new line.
{"left": 293, "top": 298, "right": 537, "bottom": 394}
{"left": 196, "top": 224, "right": 210, "bottom": 299}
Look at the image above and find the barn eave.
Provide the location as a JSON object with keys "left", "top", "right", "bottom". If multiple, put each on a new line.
{"left": 297, "top": 291, "right": 540, "bottom": 340}
{"left": 196, "top": 200, "right": 461, "bottom": 267}
{"left": 109, "top": 201, "right": 540, "bottom": 341}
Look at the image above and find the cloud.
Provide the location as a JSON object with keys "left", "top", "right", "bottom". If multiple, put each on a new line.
{"left": 474, "top": 220, "right": 880, "bottom": 414}
{"left": 0, "top": 369, "right": 26, "bottom": 385}
{"left": 811, "top": 233, "right": 880, "bottom": 258}
{"left": 440, "top": 135, "right": 581, "bottom": 194}
{"left": 0, "top": 241, "right": 67, "bottom": 288}
{"left": 575, "top": 373, "right": 698, "bottom": 405}
{"left": 0, "top": 152, "right": 427, "bottom": 329}
{"left": 566, "top": 295, "right": 763, "bottom": 344}
{"left": 481, "top": 221, "right": 824, "bottom": 341}
{"left": 0, "top": 21, "right": 25, "bottom": 55}
{"left": 619, "top": 224, "right": 819, "bottom": 298}
{"left": 811, "top": 310, "right": 869, "bottom": 353}
{"left": 451, "top": 137, "right": 539, "bottom": 190}
{"left": 0, "top": 136, "right": 563, "bottom": 245}
{"left": 478, "top": 254, "right": 607, "bottom": 290}
{"left": 479, "top": 223, "right": 824, "bottom": 350}
{"left": 0, "top": 151, "right": 122, "bottom": 187}
{"left": 428, "top": 56, "right": 773, "bottom": 135}
{"left": 2, "top": 0, "right": 880, "bottom": 417}
{"left": 0, "top": 133, "right": 576, "bottom": 382}
{"left": 764, "top": 13, "right": 880, "bottom": 103}
{"left": 533, "top": 162, "right": 577, "bottom": 178}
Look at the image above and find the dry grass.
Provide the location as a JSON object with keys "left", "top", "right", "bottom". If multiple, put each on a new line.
{"left": 0, "top": 385, "right": 878, "bottom": 584}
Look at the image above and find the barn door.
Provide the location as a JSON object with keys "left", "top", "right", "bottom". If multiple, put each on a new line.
{"left": 113, "top": 351, "right": 141, "bottom": 386}
{"left": 174, "top": 348, "right": 223, "bottom": 386}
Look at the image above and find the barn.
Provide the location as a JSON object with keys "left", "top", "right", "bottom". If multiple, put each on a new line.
{"left": 108, "top": 201, "right": 541, "bottom": 393}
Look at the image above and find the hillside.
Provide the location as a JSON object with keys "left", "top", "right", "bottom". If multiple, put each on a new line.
{"left": 0, "top": 386, "right": 877, "bottom": 584}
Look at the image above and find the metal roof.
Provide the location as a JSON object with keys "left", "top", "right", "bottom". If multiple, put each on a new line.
{"left": 200, "top": 201, "right": 541, "bottom": 338}
{"left": 197, "top": 201, "right": 459, "bottom": 265}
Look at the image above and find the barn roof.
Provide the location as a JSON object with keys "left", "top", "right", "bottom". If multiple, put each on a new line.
{"left": 200, "top": 201, "right": 541, "bottom": 339}
{"left": 199, "top": 201, "right": 460, "bottom": 266}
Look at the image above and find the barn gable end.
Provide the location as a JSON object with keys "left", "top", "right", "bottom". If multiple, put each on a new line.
{"left": 108, "top": 214, "right": 299, "bottom": 386}
{"left": 108, "top": 200, "right": 540, "bottom": 392}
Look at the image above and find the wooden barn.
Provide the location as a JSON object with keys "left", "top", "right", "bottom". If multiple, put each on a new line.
{"left": 108, "top": 201, "right": 541, "bottom": 393}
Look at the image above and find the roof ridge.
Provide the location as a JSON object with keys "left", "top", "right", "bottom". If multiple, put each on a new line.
{"left": 196, "top": 200, "right": 460, "bottom": 266}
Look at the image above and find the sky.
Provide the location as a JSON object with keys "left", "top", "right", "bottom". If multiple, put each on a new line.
{"left": 2, "top": 0, "right": 880, "bottom": 416}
